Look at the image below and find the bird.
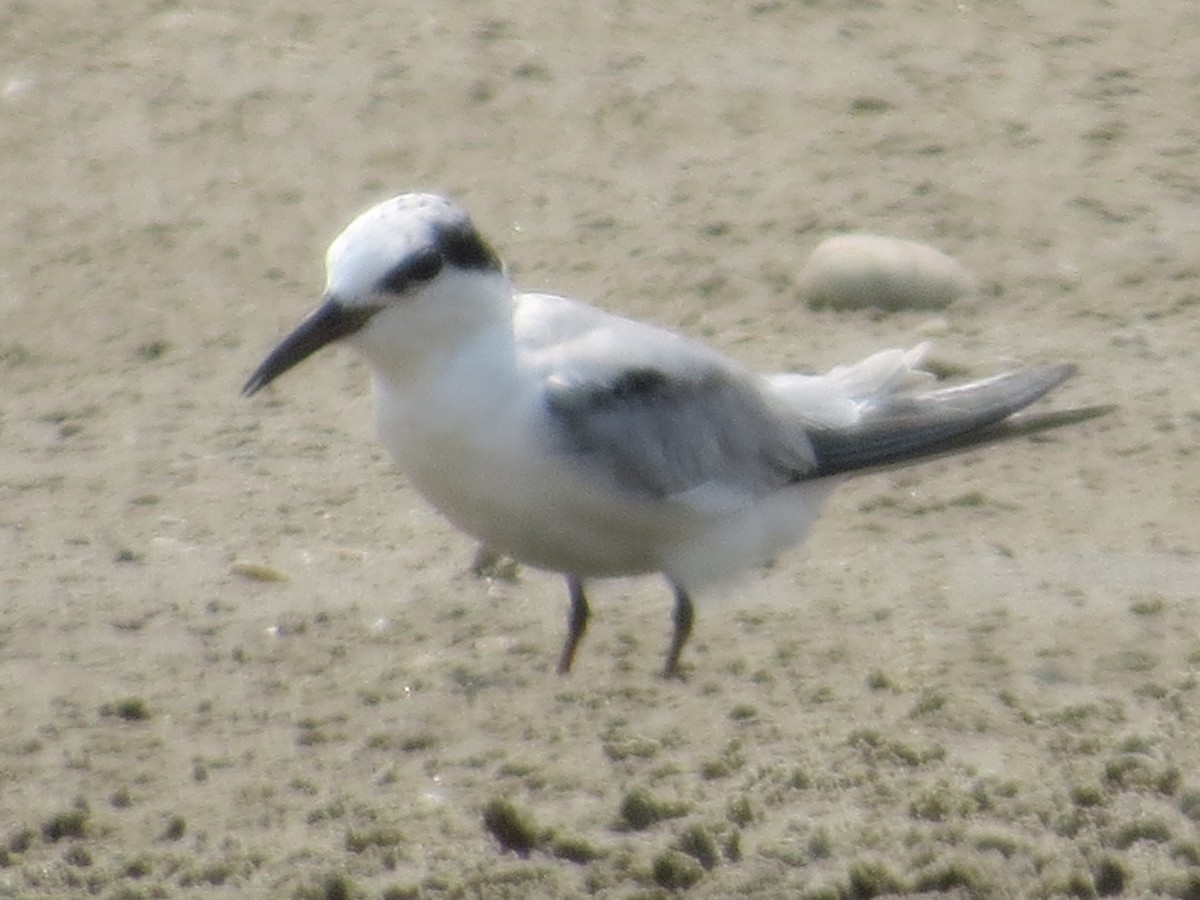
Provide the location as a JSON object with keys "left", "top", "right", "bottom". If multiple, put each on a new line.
{"left": 243, "top": 192, "right": 1105, "bottom": 679}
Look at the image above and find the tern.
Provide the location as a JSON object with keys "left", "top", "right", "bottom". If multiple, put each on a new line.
{"left": 244, "top": 193, "right": 1104, "bottom": 678}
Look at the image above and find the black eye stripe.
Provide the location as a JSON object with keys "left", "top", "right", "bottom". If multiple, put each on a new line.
{"left": 379, "top": 250, "right": 443, "bottom": 293}
{"left": 375, "top": 220, "right": 502, "bottom": 295}
{"left": 406, "top": 250, "right": 443, "bottom": 282}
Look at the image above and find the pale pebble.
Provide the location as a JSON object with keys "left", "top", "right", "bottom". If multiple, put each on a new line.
{"left": 799, "top": 234, "right": 977, "bottom": 311}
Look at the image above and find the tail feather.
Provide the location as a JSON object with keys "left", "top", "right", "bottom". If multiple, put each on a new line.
{"left": 805, "top": 364, "right": 1106, "bottom": 477}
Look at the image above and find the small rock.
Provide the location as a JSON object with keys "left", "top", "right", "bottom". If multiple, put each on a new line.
{"left": 229, "top": 560, "right": 289, "bottom": 582}
{"left": 799, "top": 234, "right": 976, "bottom": 311}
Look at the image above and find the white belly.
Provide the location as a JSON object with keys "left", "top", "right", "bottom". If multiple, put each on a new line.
{"left": 371, "top": 371, "right": 677, "bottom": 578}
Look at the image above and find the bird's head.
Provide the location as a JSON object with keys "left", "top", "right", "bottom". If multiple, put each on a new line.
{"left": 243, "top": 193, "right": 505, "bottom": 396}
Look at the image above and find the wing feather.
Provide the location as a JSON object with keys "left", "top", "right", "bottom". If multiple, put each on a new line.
{"left": 804, "top": 364, "right": 1081, "bottom": 476}
{"left": 546, "top": 364, "right": 818, "bottom": 499}
{"left": 518, "top": 294, "right": 817, "bottom": 500}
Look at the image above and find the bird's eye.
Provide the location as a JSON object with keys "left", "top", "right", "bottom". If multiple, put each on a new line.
{"left": 379, "top": 250, "right": 443, "bottom": 293}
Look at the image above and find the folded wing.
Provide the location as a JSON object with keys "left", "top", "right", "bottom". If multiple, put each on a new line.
{"left": 801, "top": 364, "right": 1098, "bottom": 477}
{"left": 522, "top": 293, "right": 818, "bottom": 501}
{"left": 546, "top": 363, "right": 818, "bottom": 500}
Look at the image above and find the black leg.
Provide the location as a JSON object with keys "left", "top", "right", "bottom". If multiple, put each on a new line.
{"left": 557, "top": 576, "right": 590, "bottom": 674}
{"left": 663, "top": 585, "right": 694, "bottom": 679}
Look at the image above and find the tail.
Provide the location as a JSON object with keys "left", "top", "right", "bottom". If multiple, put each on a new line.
{"left": 802, "top": 363, "right": 1112, "bottom": 477}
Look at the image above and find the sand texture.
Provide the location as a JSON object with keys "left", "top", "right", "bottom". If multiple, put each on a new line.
{"left": 3, "top": 1, "right": 1199, "bottom": 897}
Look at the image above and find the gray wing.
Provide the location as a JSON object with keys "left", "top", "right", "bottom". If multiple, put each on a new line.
{"left": 804, "top": 364, "right": 1088, "bottom": 476}
{"left": 517, "top": 291, "right": 816, "bottom": 500}
{"left": 545, "top": 363, "right": 819, "bottom": 499}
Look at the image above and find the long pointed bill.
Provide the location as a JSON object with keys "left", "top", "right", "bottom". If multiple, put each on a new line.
{"left": 242, "top": 298, "right": 377, "bottom": 396}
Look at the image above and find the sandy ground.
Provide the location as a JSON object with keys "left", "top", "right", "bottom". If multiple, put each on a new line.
{"left": 3, "top": 1, "right": 1200, "bottom": 897}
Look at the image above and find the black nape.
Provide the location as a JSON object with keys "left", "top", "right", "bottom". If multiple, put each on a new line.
{"left": 435, "top": 220, "right": 503, "bottom": 272}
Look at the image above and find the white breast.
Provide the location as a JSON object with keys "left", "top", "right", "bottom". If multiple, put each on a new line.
{"left": 369, "top": 355, "right": 676, "bottom": 578}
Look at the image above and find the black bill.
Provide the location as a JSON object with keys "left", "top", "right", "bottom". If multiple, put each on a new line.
{"left": 242, "top": 298, "right": 376, "bottom": 396}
